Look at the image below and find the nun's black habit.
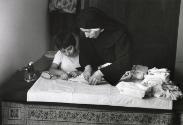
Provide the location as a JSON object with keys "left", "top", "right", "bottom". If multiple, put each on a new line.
{"left": 77, "top": 7, "right": 132, "bottom": 85}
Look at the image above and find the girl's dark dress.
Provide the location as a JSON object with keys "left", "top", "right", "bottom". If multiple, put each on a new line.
{"left": 78, "top": 7, "right": 132, "bottom": 85}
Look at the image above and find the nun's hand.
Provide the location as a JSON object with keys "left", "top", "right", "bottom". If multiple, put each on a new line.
{"left": 83, "top": 65, "right": 92, "bottom": 81}
{"left": 89, "top": 70, "right": 103, "bottom": 85}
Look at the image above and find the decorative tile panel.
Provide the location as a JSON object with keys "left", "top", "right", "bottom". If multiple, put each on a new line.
{"left": 1, "top": 102, "right": 174, "bottom": 125}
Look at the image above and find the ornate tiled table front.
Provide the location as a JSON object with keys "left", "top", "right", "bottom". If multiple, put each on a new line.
{"left": 1, "top": 101, "right": 174, "bottom": 125}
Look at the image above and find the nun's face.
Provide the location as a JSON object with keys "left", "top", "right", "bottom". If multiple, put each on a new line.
{"left": 80, "top": 28, "right": 104, "bottom": 38}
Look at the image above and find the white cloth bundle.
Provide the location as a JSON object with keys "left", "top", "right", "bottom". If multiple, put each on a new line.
{"left": 118, "top": 66, "right": 182, "bottom": 100}
{"left": 116, "top": 81, "right": 150, "bottom": 98}
{"left": 147, "top": 67, "right": 170, "bottom": 82}
{"left": 152, "top": 83, "right": 183, "bottom": 100}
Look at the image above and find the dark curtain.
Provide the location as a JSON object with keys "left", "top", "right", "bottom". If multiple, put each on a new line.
{"left": 49, "top": 12, "right": 77, "bottom": 35}
{"left": 48, "top": 0, "right": 81, "bottom": 49}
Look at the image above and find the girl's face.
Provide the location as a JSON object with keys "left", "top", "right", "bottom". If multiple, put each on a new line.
{"left": 80, "top": 28, "right": 104, "bottom": 38}
{"left": 61, "top": 45, "right": 76, "bottom": 57}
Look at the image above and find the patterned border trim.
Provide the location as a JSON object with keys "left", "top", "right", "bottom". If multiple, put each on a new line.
{"left": 2, "top": 102, "right": 173, "bottom": 125}
{"left": 27, "top": 108, "right": 172, "bottom": 125}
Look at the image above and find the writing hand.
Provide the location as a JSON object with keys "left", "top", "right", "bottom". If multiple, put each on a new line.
{"left": 83, "top": 65, "right": 92, "bottom": 81}
{"left": 89, "top": 70, "right": 103, "bottom": 85}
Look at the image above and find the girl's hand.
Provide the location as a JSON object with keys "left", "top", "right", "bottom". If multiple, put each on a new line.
{"left": 60, "top": 73, "right": 69, "bottom": 80}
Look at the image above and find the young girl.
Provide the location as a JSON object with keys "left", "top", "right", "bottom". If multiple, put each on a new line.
{"left": 49, "top": 31, "right": 81, "bottom": 80}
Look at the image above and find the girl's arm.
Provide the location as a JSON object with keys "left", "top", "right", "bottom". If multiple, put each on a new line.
{"left": 49, "top": 63, "right": 69, "bottom": 80}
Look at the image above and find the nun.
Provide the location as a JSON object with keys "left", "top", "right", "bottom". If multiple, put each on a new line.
{"left": 77, "top": 7, "right": 132, "bottom": 86}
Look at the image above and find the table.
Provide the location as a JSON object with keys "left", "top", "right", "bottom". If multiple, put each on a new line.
{"left": 0, "top": 56, "right": 183, "bottom": 125}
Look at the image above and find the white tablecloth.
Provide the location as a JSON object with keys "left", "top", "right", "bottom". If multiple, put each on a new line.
{"left": 27, "top": 77, "right": 172, "bottom": 110}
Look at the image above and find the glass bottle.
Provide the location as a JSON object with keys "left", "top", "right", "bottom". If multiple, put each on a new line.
{"left": 24, "top": 61, "right": 37, "bottom": 82}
